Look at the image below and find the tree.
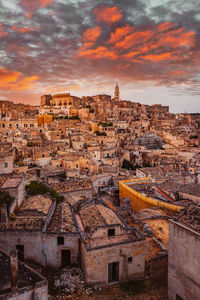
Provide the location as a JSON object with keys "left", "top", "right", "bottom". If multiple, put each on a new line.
{"left": 0, "top": 191, "right": 14, "bottom": 211}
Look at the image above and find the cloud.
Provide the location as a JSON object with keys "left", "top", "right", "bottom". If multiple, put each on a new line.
{"left": 81, "top": 26, "right": 102, "bottom": 48}
{"left": 0, "top": 0, "right": 200, "bottom": 108}
{"left": 0, "top": 23, "right": 8, "bottom": 37}
{"left": 83, "top": 26, "right": 102, "bottom": 43}
{"left": 0, "top": 68, "right": 39, "bottom": 91}
{"left": 11, "top": 25, "right": 38, "bottom": 34}
{"left": 21, "top": 0, "right": 54, "bottom": 17}
{"left": 108, "top": 24, "right": 134, "bottom": 44}
{"left": 93, "top": 5, "right": 123, "bottom": 24}
{"left": 78, "top": 19, "right": 196, "bottom": 66}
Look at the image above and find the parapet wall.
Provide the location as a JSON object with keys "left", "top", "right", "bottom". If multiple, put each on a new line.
{"left": 119, "top": 178, "right": 182, "bottom": 212}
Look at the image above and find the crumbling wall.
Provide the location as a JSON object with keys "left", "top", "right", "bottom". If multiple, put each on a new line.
{"left": 148, "top": 253, "right": 168, "bottom": 281}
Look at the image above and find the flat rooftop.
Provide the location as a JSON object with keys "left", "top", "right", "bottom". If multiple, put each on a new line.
{"left": 1, "top": 178, "right": 22, "bottom": 189}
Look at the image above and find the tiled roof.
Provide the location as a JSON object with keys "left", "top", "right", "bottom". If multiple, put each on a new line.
{"left": 174, "top": 204, "right": 200, "bottom": 233}
{"left": 47, "top": 202, "right": 77, "bottom": 232}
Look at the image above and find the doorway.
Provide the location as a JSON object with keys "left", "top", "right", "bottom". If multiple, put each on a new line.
{"left": 61, "top": 250, "right": 71, "bottom": 267}
{"left": 16, "top": 245, "right": 24, "bottom": 261}
{"left": 108, "top": 261, "right": 119, "bottom": 283}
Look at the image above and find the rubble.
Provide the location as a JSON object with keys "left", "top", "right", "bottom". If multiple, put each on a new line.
{"left": 53, "top": 267, "right": 96, "bottom": 295}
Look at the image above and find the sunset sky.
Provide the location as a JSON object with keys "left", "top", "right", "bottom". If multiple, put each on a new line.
{"left": 0, "top": 0, "right": 200, "bottom": 112}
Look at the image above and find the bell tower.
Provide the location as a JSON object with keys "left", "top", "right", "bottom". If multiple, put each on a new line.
{"left": 114, "top": 82, "right": 120, "bottom": 101}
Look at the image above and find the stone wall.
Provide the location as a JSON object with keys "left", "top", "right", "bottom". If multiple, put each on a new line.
{"left": 168, "top": 221, "right": 200, "bottom": 300}
{"left": 2, "top": 281, "right": 48, "bottom": 300}
{"left": 81, "top": 239, "right": 145, "bottom": 284}
{"left": 0, "top": 230, "right": 80, "bottom": 267}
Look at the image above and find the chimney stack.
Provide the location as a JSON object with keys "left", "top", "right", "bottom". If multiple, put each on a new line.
{"left": 10, "top": 251, "right": 18, "bottom": 291}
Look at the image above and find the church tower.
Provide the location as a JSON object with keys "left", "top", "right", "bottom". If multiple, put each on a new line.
{"left": 114, "top": 82, "right": 120, "bottom": 101}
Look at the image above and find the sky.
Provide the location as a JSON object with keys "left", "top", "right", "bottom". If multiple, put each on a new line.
{"left": 0, "top": 0, "right": 200, "bottom": 112}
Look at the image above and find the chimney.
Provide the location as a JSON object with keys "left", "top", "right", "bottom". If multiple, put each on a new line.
{"left": 10, "top": 251, "right": 18, "bottom": 291}
{"left": 0, "top": 204, "right": 8, "bottom": 224}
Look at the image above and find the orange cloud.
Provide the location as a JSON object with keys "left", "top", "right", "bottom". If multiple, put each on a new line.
{"left": 108, "top": 24, "right": 134, "bottom": 44}
{"left": 115, "top": 30, "right": 154, "bottom": 50}
{"left": 158, "top": 22, "right": 176, "bottom": 32}
{"left": 143, "top": 52, "right": 177, "bottom": 62}
{"left": 0, "top": 23, "right": 8, "bottom": 38}
{"left": 94, "top": 6, "right": 122, "bottom": 24}
{"left": 156, "top": 28, "right": 195, "bottom": 48}
{"left": 21, "top": 0, "right": 54, "bottom": 17}
{"left": 78, "top": 20, "right": 196, "bottom": 67}
{"left": 83, "top": 26, "right": 102, "bottom": 43}
{"left": 78, "top": 46, "right": 117, "bottom": 60}
{"left": 11, "top": 25, "right": 38, "bottom": 34}
{"left": 0, "top": 68, "right": 39, "bottom": 91}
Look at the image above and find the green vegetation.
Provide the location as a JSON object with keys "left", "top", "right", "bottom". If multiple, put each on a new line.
{"left": 27, "top": 142, "right": 36, "bottom": 147}
{"left": 143, "top": 162, "right": 151, "bottom": 167}
{"left": 15, "top": 161, "right": 27, "bottom": 167}
{"left": 0, "top": 191, "right": 14, "bottom": 212}
{"left": 99, "top": 122, "right": 113, "bottom": 127}
{"left": 25, "top": 181, "right": 64, "bottom": 203}
{"left": 28, "top": 163, "right": 37, "bottom": 168}
{"left": 95, "top": 131, "right": 107, "bottom": 136}
{"left": 122, "top": 159, "right": 142, "bottom": 170}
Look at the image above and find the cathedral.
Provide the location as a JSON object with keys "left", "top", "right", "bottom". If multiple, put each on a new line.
{"left": 114, "top": 83, "right": 120, "bottom": 101}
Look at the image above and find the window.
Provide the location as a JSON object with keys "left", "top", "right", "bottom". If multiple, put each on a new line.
{"left": 57, "top": 236, "right": 64, "bottom": 245}
{"left": 4, "top": 162, "right": 8, "bottom": 168}
{"left": 128, "top": 257, "right": 133, "bottom": 264}
{"left": 9, "top": 124, "right": 12, "bottom": 128}
{"left": 2, "top": 123, "right": 5, "bottom": 128}
{"left": 16, "top": 124, "right": 19, "bottom": 128}
{"left": 108, "top": 228, "right": 115, "bottom": 237}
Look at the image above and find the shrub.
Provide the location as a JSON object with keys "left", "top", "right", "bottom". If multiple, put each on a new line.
{"left": 0, "top": 191, "right": 14, "bottom": 212}
{"left": 25, "top": 181, "right": 63, "bottom": 203}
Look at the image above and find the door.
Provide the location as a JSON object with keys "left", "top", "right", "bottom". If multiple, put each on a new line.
{"left": 61, "top": 250, "right": 71, "bottom": 267}
{"left": 16, "top": 245, "right": 24, "bottom": 261}
{"left": 108, "top": 262, "right": 119, "bottom": 283}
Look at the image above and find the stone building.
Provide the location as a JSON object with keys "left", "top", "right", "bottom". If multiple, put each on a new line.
{"left": 74, "top": 199, "right": 145, "bottom": 284}
{"left": 1, "top": 177, "right": 25, "bottom": 213}
{"left": 0, "top": 146, "right": 14, "bottom": 174}
{"left": 0, "top": 196, "right": 80, "bottom": 268}
{"left": 168, "top": 204, "right": 200, "bottom": 300}
{"left": 0, "top": 249, "right": 48, "bottom": 299}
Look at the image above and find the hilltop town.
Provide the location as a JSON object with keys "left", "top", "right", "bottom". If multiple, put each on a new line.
{"left": 0, "top": 84, "right": 200, "bottom": 299}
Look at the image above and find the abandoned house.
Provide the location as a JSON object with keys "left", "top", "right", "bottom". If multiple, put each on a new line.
{"left": 168, "top": 204, "right": 200, "bottom": 300}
